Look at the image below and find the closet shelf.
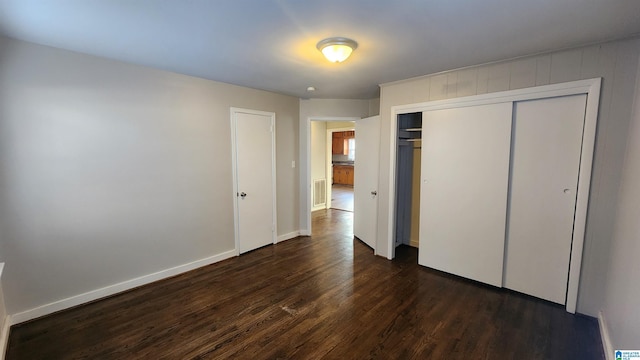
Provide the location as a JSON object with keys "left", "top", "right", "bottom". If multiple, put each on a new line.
{"left": 398, "top": 130, "right": 422, "bottom": 140}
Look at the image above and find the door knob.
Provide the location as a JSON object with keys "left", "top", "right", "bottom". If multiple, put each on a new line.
{"left": 371, "top": 191, "right": 377, "bottom": 196}
{"left": 239, "top": 192, "right": 247, "bottom": 198}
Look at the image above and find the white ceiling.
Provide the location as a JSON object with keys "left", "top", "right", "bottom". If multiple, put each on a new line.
{"left": 1, "top": 1, "right": 639, "bottom": 99}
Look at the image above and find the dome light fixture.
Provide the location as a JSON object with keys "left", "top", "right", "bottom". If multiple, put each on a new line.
{"left": 316, "top": 37, "right": 358, "bottom": 63}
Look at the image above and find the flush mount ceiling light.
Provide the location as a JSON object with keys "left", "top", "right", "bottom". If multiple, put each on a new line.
{"left": 316, "top": 37, "right": 358, "bottom": 63}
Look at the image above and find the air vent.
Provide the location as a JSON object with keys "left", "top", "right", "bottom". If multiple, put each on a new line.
{"left": 313, "top": 179, "right": 327, "bottom": 207}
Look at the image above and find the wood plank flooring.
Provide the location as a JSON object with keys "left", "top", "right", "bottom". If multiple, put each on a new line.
{"left": 7, "top": 209, "right": 603, "bottom": 359}
{"left": 330, "top": 185, "right": 353, "bottom": 212}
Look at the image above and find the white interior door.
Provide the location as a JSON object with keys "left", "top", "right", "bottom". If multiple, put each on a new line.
{"left": 354, "top": 115, "right": 380, "bottom": 250}
{"left": 419, "top": 103, "right": 512, "bottom": 287}
{"left": 504, "top": 95, "right": 586, "bottom": 304}
{"left": 232, "top": 109, "right": 276, "bottom": 254}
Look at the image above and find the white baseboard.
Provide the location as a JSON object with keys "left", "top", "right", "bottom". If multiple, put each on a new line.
{"left": 598, "top": 311, "right": 613, "bottom": 360}
{"left": 299, "top": 229, "right": 311, "bottom": 236}
{"left": 311, "top": 205, "right": 326, "bottom": 212}
{"left": 277, "top": 231, "right": 301, "bottom": 243}
{"left": 0, "top": 315, "right": 10, "bottom": 360}
{"left": 409, "top": 238, "right": 419, "bottom": 248}
{"left": 9, "top": 249, "right": 237, "bottom": 325}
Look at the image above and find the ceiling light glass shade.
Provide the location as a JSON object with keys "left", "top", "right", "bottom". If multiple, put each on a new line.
{"left": 316, "top": 37, "right": 358, "bottom": 63}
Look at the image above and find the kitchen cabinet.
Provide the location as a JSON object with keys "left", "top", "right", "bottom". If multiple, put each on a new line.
{"left": 332, "top": 132, "right": 345, "bottom": 155}
{"left": 332, "top": 131, "right": 355, "bottom": 155}
{"left": 333, "top": 165, "right": 354, "bottom": 186}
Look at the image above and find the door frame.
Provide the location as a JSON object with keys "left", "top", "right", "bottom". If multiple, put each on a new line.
{"left": 303, "top": 116, "right": 359, "bottom": 236}
{"left": 230, "top": 107, "right": 277, "bottom": 256}
{"left": 386, "top": 78, "right": 601, "bottom": 313}
{"left": 325, "top": 125, "right": 355, "bottom": 209}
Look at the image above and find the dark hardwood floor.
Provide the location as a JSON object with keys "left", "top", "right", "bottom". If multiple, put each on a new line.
{"left": 7, "top": 209, "right": 603, "bottom": 359}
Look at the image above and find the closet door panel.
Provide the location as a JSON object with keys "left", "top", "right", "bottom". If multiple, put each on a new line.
{"left": 419, "top": 103, "right": 512, "bottom": 287}
{"left": 504, "top": 94, "right": 586, "bottom": 304}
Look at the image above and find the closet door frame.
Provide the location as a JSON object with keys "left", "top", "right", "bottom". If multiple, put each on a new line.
{"left": 386, "top": 78, "right": 601, "bottom": 313}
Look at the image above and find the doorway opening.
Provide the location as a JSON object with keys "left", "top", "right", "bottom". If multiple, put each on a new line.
{"left": 305, "top": 114, "right": 380, "bottom": 254}
{"left": 329, "top": 127, "right": 355, "bottom": 212}
{"left": 310, "top": 120, "right": 356, "bottom": 220}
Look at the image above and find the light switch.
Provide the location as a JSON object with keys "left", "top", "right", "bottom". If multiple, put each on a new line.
{"left": 291, "top": 160, "right": 296, "bottom": 168}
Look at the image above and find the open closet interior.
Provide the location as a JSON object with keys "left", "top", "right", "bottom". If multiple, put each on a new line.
{"left": 394, "top": 112, "right": 422, "bottom": 248}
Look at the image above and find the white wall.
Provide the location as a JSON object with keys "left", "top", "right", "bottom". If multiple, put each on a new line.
{"left": 0, "top": 36, "right": 300, "bottom": 317}
{"left": 601, "top": 56, "right": 640, "bottom": 349}
{"left": 369, "top": 98, "right": 380, "bottom": 116}
{"left": 377, "top": 38, "right": 640, "bottom": 316}
{"left": 310, "top": 120, "right": 327, "bottom": 197}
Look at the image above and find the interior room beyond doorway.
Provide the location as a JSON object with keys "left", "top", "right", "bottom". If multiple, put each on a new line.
{"left": 310, "top": 119, "right": 356, "bottom": 215}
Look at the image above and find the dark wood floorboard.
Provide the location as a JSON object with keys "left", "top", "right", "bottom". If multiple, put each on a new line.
{"left": 6, "top": 209, "right": 603, "bottom": 359}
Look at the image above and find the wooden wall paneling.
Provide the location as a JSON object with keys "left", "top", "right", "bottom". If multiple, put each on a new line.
{"left": 550, "top": 49, "right": 583, "bottom": 83}
{"left": 429, "top": 74, "right": 448, "bottom": 101}
{"left": 579, "top": 40, "right": 640, "bottom": 314}
{"left": 446, "top": 72, "right": 458, "bottom": 98}
{"left": 476, "top": 66, "right": 490, "bottom": 94}
{"left": 487, "top": 63, "right": 511, "bottom": 93}
{"left": 509, "top": 58, "right": 537, "bottom": 90}
{"left": 535, "top": 55, "right": 552, "bottom": 86}
{"left": 403, "top": 77, "right": 431, "bottom": 104}
{"left": 579, "top": 45, "right": 603, "bottom": 79}
{"left": 456, "top": 68, "right": 478, "bottom": 97}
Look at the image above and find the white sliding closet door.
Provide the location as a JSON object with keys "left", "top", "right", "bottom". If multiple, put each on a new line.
{"left": 504, "top": 95, "right": 586, "bottom": 304}
{"left": 419, "top": 103, "right": 512, "bottom": 287}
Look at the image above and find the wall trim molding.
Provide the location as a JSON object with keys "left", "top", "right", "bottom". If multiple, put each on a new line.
{"left": 0, "top": 262, "right": 6, "bottom": 360}
{"left": 9, "top": 250, "right": 237, "bottom": 325}
{"left": 598, "top": 311, "right": 614, "bottom": 360}
{"left": 277, "top": 231, "right": 301, "bottom": 243}
{"left": 0, "top": 315, "right": 9, "bottom": 360}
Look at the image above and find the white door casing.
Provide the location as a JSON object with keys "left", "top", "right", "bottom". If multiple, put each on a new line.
{"left": 418, "top": 103, "right": 513, "bottom": 287}
{"left": 504, "top": 94, "right": 587, "bottom": 305}
{"left": 354, "top": 115, "right": 380, "bottom": 251}
{"left": 231, "top": 108, "right": 277, "bottom": 254}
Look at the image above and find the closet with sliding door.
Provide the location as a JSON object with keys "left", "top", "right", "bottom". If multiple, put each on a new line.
{"left": 399, "top": 79, "right": 600, "bottom": 313}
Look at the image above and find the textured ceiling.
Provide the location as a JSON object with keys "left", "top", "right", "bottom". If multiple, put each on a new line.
{"left": 1, "top": 0, "right": 639, "bottom": 99}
